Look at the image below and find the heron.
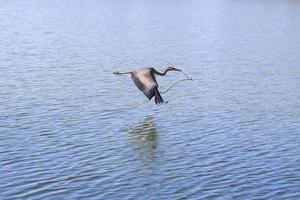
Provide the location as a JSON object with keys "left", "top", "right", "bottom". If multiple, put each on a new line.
{"left": 113, "top": 66, "right": 191, "bottom": 105}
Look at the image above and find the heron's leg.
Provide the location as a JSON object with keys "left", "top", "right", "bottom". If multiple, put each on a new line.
{"left": 113, "top": 71, "right": 132, "bottom": 75}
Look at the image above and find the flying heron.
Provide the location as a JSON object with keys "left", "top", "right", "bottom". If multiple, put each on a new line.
{"left": 113, "top": 67, "right": 190, "bottom": 105}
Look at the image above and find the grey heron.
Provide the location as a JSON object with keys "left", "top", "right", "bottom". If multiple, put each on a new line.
{"left": 113, "top": 67, "right": 190, "bottom": 105}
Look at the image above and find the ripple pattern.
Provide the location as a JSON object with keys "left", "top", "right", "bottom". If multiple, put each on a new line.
{"left": 1, "top": 0, "right": 300, "bottom": 199}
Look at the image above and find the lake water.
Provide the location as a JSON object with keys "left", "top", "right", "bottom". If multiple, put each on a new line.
{"left": 1, "top": 0, "right": 300, "bottom": 199}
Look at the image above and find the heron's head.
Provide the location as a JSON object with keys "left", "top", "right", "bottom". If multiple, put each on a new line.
{"left": 167, "top": 66, "right": 182, "bottom": 72}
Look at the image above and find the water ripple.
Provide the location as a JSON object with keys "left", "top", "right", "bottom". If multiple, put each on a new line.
{"left": 1, "top": 0, "right": 300, "bottom": 199}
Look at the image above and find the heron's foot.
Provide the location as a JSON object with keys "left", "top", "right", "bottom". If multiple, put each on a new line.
{"left": 113, "top": 71, "right": 120, "bottom": 74}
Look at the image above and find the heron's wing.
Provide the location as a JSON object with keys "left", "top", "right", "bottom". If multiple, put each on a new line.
{"left": 131, "top": 70, "right": 157, "bottom": 100}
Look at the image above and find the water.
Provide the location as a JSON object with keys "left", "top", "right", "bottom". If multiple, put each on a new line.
{"left": 1, "top": 0, "right": 300, "bottom": 199}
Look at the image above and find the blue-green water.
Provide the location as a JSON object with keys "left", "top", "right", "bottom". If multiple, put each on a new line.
{"left": 1, "top": 0, "right": 300, "bottom": 199}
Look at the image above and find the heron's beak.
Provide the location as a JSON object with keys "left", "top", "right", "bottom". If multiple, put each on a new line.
{"left": 174, "top": 68, "right": 182, "bottom": 72}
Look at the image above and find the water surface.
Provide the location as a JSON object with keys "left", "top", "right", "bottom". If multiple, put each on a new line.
{"left": 1, "top": 0, "right": 300, "bottom": 199}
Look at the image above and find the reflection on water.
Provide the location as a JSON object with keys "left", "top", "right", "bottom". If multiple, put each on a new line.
{"left": 129, "top": 116, "right": 158, "bottom": 167}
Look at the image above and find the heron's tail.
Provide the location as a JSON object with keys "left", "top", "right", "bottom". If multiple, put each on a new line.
{"left": 154, "top": 88, "right": 164, "bottom": 105}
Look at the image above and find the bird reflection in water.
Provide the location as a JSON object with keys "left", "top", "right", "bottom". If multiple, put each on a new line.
{"left": 130, "top": 116, "right": 158, "bottom": 167}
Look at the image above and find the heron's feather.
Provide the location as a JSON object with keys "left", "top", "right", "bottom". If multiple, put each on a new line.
{"left": 154, "top": 87, "right": 164, "bottom": 104}
{"left": 131, "top": 69, "right": 157, "bottom": 99}
{"left": 130, "top": 68, "right": 164, "bottom": 104}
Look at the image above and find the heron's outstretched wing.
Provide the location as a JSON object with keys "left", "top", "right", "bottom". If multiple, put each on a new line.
{"left": 131, "top": 70, "right": 164, "bottom": 104}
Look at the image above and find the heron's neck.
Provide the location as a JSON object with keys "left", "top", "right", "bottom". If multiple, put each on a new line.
{"left": 154, "top": 68, "right": 170, "bottom": 76}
